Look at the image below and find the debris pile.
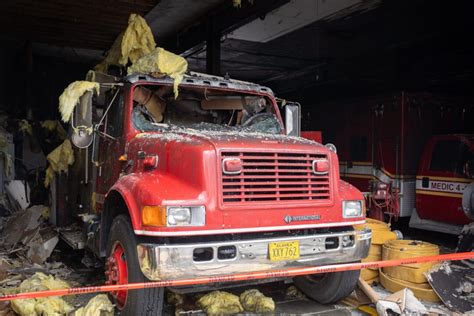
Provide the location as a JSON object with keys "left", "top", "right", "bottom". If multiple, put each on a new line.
{"left": 376, "top": 288, "right": 428, "bottom": 316}
{"left": 426, "top": 260, "right": 474, "bottom": 314}
{"left": 352, "top": 218, "right": 473, "bottom": 314}
{"left": 0, "top": 205, "right": 57, "bottom": 265}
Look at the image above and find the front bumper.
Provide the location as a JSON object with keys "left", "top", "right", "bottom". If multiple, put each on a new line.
{"left": 137, "top": 228, "right": 371, "bottom": 280}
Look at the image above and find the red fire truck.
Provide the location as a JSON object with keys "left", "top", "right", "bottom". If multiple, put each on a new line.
{"left": 321, "top": 92, "right": 474, "bottom": 234}
{"left": 54, "top": 72, "right": 370, "bottom": 314}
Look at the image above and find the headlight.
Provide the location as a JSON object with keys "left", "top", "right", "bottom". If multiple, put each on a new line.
{"left": 142, "top": 206, "right": 206, "bottom": 227}
{"left": 167, "top": 207, "right": 191, "bottom": 225}
{"left": 342, "top": 200, "right": 363, "bottom": 218}
{"left": 167, "top": 206, "right": 206, "bottom": 226}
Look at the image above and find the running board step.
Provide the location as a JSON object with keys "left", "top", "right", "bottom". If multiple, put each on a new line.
{"left": 59, "top": 229, "right": 86, "bottom": 250}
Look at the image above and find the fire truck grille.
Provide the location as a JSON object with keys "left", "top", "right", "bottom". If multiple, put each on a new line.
{"left": 221, "top": 151, "right": 331, "bottom": 204}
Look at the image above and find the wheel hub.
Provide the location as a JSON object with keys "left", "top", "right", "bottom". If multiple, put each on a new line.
{"left": 105, "top": 242, "right": 128, "bottom": 308}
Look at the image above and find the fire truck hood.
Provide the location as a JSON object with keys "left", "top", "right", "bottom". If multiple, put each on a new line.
{"left": 135, "top": 129, "right": 327, "bottom": 152}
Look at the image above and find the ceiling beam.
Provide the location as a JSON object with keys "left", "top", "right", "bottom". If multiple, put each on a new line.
{"left": 161, "top": 0, "right": 289, "bottom": 54}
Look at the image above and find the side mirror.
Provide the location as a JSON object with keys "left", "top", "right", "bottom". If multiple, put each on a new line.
{"left": 71, "top": 91, "right": 93, "bottom": 148}
{"left": 285, "top": 103, "right": 301, "bottom": 137}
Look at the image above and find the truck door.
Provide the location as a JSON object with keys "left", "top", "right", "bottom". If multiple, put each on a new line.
{"left": 94, "top": 88, "right": 125, "bottom": 211}
{"left": 416, "top": 136, "right": 473, "bottom": 225}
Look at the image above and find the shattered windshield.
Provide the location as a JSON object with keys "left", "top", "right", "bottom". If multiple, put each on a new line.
{"left": 132, "top": 85, "right": 282, "bottom": 134}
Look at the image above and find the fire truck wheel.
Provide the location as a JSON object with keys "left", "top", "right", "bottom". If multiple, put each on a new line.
{"left": 106, "top": 215, "right": 164, "bottom": 315}
{"left": 293, "top": 268, "right": 360, "bottom": 304}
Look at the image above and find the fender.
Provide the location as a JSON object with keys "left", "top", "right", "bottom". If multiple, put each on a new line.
{"left": 338, "top": 179, "right": 365, "bottom": 201}
{"left": 102, "top": 171, "right": 205, "bottom": 242}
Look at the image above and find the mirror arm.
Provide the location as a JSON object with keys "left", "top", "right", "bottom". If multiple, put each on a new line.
{"left": 97, "top": 89, "right": 120, "bottom": 128}
{"left": 95, "top": 129, "right": 117, "bottom": 141}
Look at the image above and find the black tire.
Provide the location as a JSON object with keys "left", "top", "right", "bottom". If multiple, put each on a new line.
{"left": 107, "top": 215, "right": 164, "bottom": 315}
{"left": 293, "top": 269, "right": 360, "bottom": 304}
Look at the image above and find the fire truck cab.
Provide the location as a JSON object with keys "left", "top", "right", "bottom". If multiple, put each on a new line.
{"left": 59, "top": 72, "right": 370, "bottom": 315}
{"left": 411, "top": 134, "right": 474, "bottom": 233}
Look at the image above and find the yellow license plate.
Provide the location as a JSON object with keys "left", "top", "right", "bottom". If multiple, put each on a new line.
{"left": 268, "top": 240, "right": 300, "bottom": 261}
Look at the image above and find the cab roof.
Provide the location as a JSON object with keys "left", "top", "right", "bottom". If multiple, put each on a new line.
{"left": 125, "top": 71, "right": 274, "bottom": 96}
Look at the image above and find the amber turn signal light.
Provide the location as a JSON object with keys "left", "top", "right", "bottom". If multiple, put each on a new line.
{"left": 142, "top": 206, "right": 166, "bottom": 226}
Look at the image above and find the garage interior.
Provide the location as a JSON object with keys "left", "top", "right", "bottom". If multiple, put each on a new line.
{"left": 0, "top": 0, "right": 472, "bottom": 315}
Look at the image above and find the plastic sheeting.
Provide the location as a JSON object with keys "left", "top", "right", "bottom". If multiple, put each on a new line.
{"left": 94, "top": 14, "right": 156, "bottom": 73}
{"left": 58, "top": 81, "right": 99, "bottom": 123}
{"left": 128, "top": 47, "right": 188, "bottom": 98}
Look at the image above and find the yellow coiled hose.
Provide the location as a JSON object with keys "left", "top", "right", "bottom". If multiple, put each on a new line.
{"left": 355, "top": 219, "right": 402, "bottom": 283}
{"left": 380, "top": 240, "right": 440, "bottom": 302}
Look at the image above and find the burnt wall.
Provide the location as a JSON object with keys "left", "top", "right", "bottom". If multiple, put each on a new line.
{"left": 0, "top": 42, "right": 91, "bottom": 121}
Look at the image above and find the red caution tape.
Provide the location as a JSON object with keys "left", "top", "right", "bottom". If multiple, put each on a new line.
{"left": 1, "top": 251, "right": 472, "bottom": 301}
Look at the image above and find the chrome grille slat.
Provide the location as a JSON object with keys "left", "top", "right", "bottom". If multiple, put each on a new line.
{"left": 221, "top": 151, "right": 331, "bottom": 204}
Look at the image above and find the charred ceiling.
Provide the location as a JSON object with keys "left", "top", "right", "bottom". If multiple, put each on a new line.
{"left": 0, "top": 0, "right": 159, "bottom": 50}
{"left": 0, "top": 0, "right": 473, "bottom": 103}
{"left": 186, "top": 0, "right": 474, "bottom": 98}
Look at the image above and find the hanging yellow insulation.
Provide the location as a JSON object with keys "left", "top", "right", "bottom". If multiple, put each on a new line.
{"left": 127, "top": 47, "right": 188, "bottom": 98}
{"left": 94, "top": 14, "right": 156, "bottom": 73}
{"left": 41, "top": 120, "right": 68, "bottom": 140}
{"left": 58, "top": 81, "right": 99, "bottom": 123}
{"left": 19, "top": 120, "right": 33, "bottom": 135}
{"left": 44, "top": 140, "right": 75, "bottom": 187}
{"left": 232, "top": 0, "right": 254, "bottom": 8}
